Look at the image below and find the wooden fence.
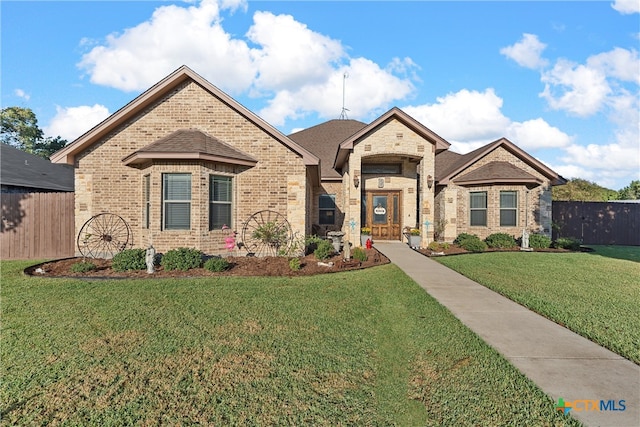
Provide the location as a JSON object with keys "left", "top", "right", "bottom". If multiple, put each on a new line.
{"left": 552, "top": 201, "right": 640, "bottom": 246}
{"left": 1, "top": 192, "right": 75, "bottom": 260}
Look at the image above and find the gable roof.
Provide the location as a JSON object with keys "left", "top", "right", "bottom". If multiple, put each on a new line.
{"left": 454, "top": 161, "right": 543, "bottom": 185}
{"left": 334, "top": 107, "right": 451, "bottom": 170}
{"left": 1, "top": 143, "right": 74, "bottom": 192}
{"left": 289, "top": 119, "right": 367, "bottom": 180}
{"left": 436, "top": 137, "right": 566, "bottom": 186}
{"left": 122, "top": 129, "right": 257, "bottom": 168}
{"left": 50, "top": 65, "right": 320, "bottom": 173}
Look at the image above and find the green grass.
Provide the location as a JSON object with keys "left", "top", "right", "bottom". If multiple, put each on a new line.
{"left": 1, "top": 260, "right": 579, "bottom": 426}
{"left": 436, "top": 248, "right": 640, "bottom": 364}
{"left": 585, "top": 245, "right": 640, "bottom": 263}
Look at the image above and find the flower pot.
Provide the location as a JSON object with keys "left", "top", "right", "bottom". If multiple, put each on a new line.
{"left": 409, "top": 235, "right": 421, "bottom": 248}
{"left": 361, "top": 235, "right": 370, "bottom": 246}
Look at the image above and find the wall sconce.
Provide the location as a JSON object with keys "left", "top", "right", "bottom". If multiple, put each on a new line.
{"left": 353, "top": 176, "right": 360, "bottom": 189}
{"left": 427, "top": 175, "right": 434, "bottom": 189}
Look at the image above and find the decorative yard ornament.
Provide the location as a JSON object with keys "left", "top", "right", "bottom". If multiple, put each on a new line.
{"left": 423, "top": 219, "right": 432, "bottom": 245}
{"left": 77, "top": 213, "right": 132, "bottom": 259}
{"left": 222, "top": 224, "right": 236, "bottom": 253}
{"left": 521, "top": 229, "right": 533, "bottom": 252}
{"left": 366, "top": 238, "right": 372, "bottom": 249}
{"left": 343, "top": 240, "right": 351, "bottom": 261}
{"left": 146, "top": 245, "right": 156, "bottom": 274}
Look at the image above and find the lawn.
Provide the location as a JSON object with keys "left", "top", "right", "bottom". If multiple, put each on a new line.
{"left": 436, "top": 246, "right": 640, "bottom": 364}
{"left": 1, "top": 260, "right": 579, "bottom": 426}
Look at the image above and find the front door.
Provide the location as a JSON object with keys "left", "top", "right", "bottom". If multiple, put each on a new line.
{"left": 365, "top": 191, "right": 402, "bottom": 240}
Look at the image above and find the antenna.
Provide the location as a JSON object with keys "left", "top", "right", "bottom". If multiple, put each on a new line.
{"left": 339, "top": 72, "right": 349, "bottom": 120}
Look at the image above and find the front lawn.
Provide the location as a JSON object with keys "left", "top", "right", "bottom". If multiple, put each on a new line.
{"left": 436, "top": 248, "right": 640, "bottom": 364}
{"left": 1, "top": 260, "right": 578, "bottom": 426}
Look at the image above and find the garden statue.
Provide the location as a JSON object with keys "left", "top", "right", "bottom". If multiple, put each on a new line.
{"left": 343, "top": 240, "right": 351, "bottom": 261}
{"left": 146, "top": 245, "right": 156, "bottom": 274}
{"left": 521, "top": 229, "right": 532, "bottom": 251}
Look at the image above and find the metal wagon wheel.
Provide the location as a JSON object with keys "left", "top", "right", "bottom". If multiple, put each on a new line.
{"left": 77, "top": 213, "right": 132, "bottom": 259}
{"left": 241, "top": 210, "right": 293, "bottom": 257}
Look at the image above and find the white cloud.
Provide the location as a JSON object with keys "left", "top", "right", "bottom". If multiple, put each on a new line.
{"left": 14, "top": 89, "right": 30, "bottom": 101}
{"left": 44, "top": 104, "right": 110, "bottom": 141}
{"left": 247, "top": 11, "right": 344, "bottom": 91}
{"left": 505, "top": 119, "right": 573, "bottom": 150}
{"left": 78, "top": 0, "right": 255, "bottom": 93}
{"left": 587, "top": 47, "right": 640, "bottom": 84}
{"left": 403, "top": 88, "right": 510, "bottom": 142}
{"left": 540, "top": 59, "right": 611, "bottom": 116}
{"left": 500, "top": 33, "right": 548, "bottom": 69}
{"left": 612, "top": 0, "right": 640, "bottom": 14}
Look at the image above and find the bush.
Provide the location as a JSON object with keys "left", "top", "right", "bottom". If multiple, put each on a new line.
{"left": 485, "top": 233, "right": 517, "bottom": 249}
{"left": 112, "top": 248, "right": 147, "bottom": 272}
{"left": 459, "top": 236, "right": 487, "bottom": 252}
{"left": 204, "top": 257, "right": 230, "bottom": 272}
{"left": 352, "top": 247, "right": 368, "bottom": 262}
{"left": 314, "top": 239, "right": 334, "bottom": 261}
{"left": 427, "top": 241, "right": 441, "bottom": 251}
{"left": 304, "top": 235, "right": 324, "bottom": 255}
{"left": 161, "top": 247, "right": 203, "bottom": 271}
{"left": 454, "top": 233, "right": 478, "bottom": 245}
{"left": 289, "top": 257, "right": 301, "bottom": 271}
{"left": 554, "top": 237, "right": 581, "bottom": 251}
{"left": 529, "top": 234, "right": 551, "bottom": 249}
{"left": 71, "top": 260, "right": 96, "bottom": 273}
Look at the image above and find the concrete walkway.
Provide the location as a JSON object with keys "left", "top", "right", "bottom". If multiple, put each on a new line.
{"left": 374, "top": 241, "right": 639, "bottom": 427}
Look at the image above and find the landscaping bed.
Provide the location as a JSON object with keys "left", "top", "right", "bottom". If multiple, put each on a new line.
{"left": 26, "top": 248, "right": 388, "bottom": 278}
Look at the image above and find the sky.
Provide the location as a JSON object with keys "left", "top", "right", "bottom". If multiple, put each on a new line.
{"left": 2, "top": 0, "right": 639, "bottom": 190}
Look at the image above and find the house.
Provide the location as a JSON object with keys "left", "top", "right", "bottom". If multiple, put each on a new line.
{"left": 1, "top": 143, "right": 74, "bottom": 193}
{"left": 51, "top": 66, "right": 565, "bottom": 256}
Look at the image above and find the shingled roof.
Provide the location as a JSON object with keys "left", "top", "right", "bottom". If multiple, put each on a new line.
{"left": 122, "top": 129, "right": 257, "bottom": 167}
{"left": 1, "top": 143, "right": 74, "bottom": 192}
{"left": 454, "top": 161, "right": 543, "bottom": 185}
{"left": 289, "top": 119, "right": 367, "bottom": 179}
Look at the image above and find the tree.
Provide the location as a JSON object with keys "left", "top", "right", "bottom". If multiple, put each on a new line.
{"left": 552, "top": 178, "right": 619, "bottom": 201}
{"left": 618, "top": 180, "right": 640, "bottom": 200}
{"left": 0, "top": 106, "right": 67, "bottom": 159}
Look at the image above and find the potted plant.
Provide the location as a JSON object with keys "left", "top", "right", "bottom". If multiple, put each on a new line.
{"left": 360, "top": 227, "right": 371, "bottom": 246}
{"left": 408, "top": 228, "right": 421, "bottom": 248}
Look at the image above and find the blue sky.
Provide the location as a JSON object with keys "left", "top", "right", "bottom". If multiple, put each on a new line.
{"left": 2, "top": 0, "right": 639, "bottom": 190}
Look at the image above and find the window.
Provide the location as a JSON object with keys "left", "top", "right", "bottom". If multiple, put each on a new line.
{"left": 361, "top": 163, "right": 402, "bottom": 174}
{"left": 143, "top": 174, "right": 150, "bottom": 229}
{"left": 470, "top": 191, "right": 487, "bottom": 226}
{"left": 319, "top": 194, "right": 336, "bottom": 225}
{"left": 210, "top": 175, "right": 232, "bottom": 230}
{"left": 162, "top": 173, "right": 191, "bottom": 230}
{"left": 500, "top": 191, "right": 518, "bottom": 227}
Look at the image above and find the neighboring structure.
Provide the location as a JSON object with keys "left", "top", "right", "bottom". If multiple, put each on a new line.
{"left": 1, "top": 143, "right": 74, "bottom": 193}
{"left": 51, "top": 66, "right": 565, "bottom": 255}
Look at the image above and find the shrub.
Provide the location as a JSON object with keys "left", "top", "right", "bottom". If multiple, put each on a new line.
{"left": 304, "top": 235, "right": 324, "bottom": 255}
{"left": 289, "top": 257, "right": 301, "bottom": 271}
{"left": 528, "top": 234, "right": 551, "bottom": 249}
{"left": 427, "top": 241, "right": 441, "bottom": 251}
{"left": 112, "top": 248, "right": 147, "bottom": 272}
{"left": 71, "top": 260, "right": 96, "bottom": 273}
{"left": 554, "top": 237, "right": 581, "bottom": 251}
{"left": 442, "top": 242, "right": 450, "bottom": 250}
{"left": 485, "top": 233, "right": 517, "bottom": 249}
{"left": 204, "top": 257, "right": 230, "bottom": 272}
{"left": 454, "top": 233, "right": 478, "bottom": 245}
{"left": 314, "top": 239, "right": 334, "bottom": 261}
{"left": 161, "top": 247, "right": 203, "bottom": 271}
{"left": 352, "top": 247, "right": 368, "bottom": 262}
{"left": 459, "top": 236, "right": 488, "bottom": 253}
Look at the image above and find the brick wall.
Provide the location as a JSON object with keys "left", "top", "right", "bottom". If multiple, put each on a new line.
{"left": 74, "top": 81, "right": 307, "bottom": 256}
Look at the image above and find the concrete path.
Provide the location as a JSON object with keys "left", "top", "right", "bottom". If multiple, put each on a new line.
{"left": 374, "top": 241, "right": 639, "bottom": 427}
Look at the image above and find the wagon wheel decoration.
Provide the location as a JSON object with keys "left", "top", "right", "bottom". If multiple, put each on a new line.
{"left": 77, "top": 213, "right": 132, "bottom": 259}
{"left": 240, "top": 210, "right": 293, "bottom": 257}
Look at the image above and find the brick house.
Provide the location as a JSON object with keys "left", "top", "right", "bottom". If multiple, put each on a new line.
{"left": 51, "top": 66, "right": 565, "bottom": 255}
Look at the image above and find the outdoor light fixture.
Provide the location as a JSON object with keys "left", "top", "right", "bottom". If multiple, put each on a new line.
{"left": 353, "top": 176, "right": 360, "bottom": 188}
{"left": 427, "top": 175, "right": 434, "bottom": 189}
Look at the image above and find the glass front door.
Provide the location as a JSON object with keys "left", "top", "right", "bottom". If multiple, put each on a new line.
{"left": 365, "top": 191, "right": 401, "bottom": 240}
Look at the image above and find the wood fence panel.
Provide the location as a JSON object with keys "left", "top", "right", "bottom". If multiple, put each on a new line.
{"left": 552, "top": 201, "right": 640, "bottom": 246}
{"left": 1, "top": 192, "right": 75, "bottom": 260}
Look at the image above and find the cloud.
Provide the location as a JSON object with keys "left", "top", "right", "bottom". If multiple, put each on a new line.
{"left": 500, "top": 33, "right": 548, "bottom": 69}
{"left": 612, "top": 0, "right": 640, "bottom": 14}
{"left": 587, "top": 47, "right": 640, "bottom": 84}
{"left": 44, "top": 104, "right": 110, "bottom": 141}
{"left": 78, "top": 0, "right": 255, "bottom": 93}
{"left": 505, "top": 119, "right": 573, "bottom": 150}
{"left": 540, "top": 59, "right": 611, "bottom": 116}
{"left": 14, "top": 89, "right": 30, "bottom": 101}
{"left": 403, "top": 88, "right": 510, "bottom": 142}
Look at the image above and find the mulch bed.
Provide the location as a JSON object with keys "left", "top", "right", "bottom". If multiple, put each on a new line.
{"left": 416, "top": 244, "right": 579, "bottom": 257}
{"left": 25, "top": 248, "right": 389, "bottom": 279}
